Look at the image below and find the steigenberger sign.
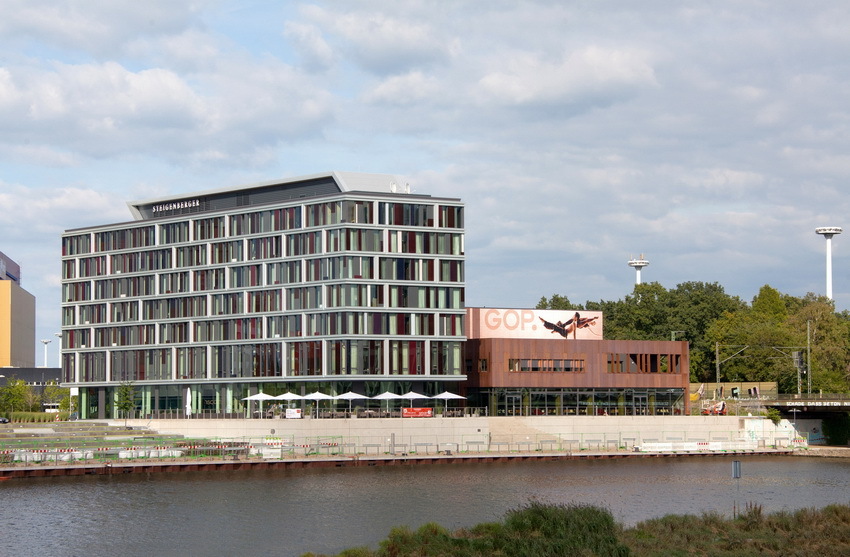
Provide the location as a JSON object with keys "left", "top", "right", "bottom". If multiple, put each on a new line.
{"left": 468, "top": 308, "right": 604, "bottom": 340}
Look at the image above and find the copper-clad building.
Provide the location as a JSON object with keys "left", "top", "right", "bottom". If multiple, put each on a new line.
{"left": 464, "top": 308, "right": 689, "bottom": 416}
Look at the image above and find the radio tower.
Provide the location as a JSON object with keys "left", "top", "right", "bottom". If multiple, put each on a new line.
{"left": 815, "top": 227, "right": 842, "bottom": 300}
{"left": 628, "top": 254, "right": 649, "bottom": 285}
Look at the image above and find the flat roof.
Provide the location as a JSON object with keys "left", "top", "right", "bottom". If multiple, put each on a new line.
{"left": 64, "top": 171, "right": 462, "bottom": 234}
{"left": 127, "top": 171, "right": 419, "bottom": 221}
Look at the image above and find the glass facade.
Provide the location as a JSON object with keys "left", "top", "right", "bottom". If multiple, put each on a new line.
{"left": 473, "top": 388, "right": 685, "bottom": 417}
{"left": 60, "top": 174, "right": 466, "bottom": 418}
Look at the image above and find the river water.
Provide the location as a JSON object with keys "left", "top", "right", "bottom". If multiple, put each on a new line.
{"left": 2, "top": 455, "right": 849, "bottom": 557}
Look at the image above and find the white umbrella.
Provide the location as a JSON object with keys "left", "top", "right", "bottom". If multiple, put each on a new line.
{"left": 242, "top": 392, "right": 276, "bottom": 401}
{"left": 303, "top": 391, "right": 333, "bottom": 401}
{"left": 242, "top": 392, "right": 275, "bottom": 417}
{"left": 432, "top": 391, "right": 466, "bottom": 412}
{"left": 372, "top": 391, "right": 402, "bottom": 412}
{"left": 273, "top": 392, "right": 302, "bottom": 412}
{"left": 303, "top": 391, "right": 333, "bottom": 417}
{"left": 432, "top": 391, "right": 466, "bottom": 401}
{"left": 273, "top": 392, "right": 303, "bottom": 401}
{"left": 399, "top": 391, "right": 429, "bottom": 407}
{"left": 372, "top": 391, "right": 402, "bottom": 400}
{"left": 334, "top": 391, "right": 368, "bottom": 413}
{"left": 184, "top": 387, "right": 192, "bottom": 418}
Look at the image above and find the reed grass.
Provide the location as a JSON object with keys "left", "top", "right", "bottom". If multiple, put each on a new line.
{"left": 310, "top": 502, "right": 850, "bottom": 557}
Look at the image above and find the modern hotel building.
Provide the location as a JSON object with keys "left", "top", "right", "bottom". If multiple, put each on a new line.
{"left": 60, "top": 172, "right": 466, "bottom": 419}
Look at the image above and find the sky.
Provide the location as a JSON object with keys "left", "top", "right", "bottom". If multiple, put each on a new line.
{"left": 2, "top": 1, "right": 849, "bottom": 366}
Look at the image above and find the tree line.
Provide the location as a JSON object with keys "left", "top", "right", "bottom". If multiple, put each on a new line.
{"left": 0, "top": 378, "right": 71, "bottom": 415}
{"left": 537, "top": 282, "right": 850, "bottom": 393}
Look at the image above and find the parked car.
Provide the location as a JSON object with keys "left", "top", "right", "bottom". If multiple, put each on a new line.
{"left": 0, "top": 417, "right": 9, "bottom": 424}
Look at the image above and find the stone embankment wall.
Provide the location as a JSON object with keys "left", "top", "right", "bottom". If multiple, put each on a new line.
{"left": 801, "top": 446, "right": 850, "bottom": 458}
{"left": 121, "top": 415, "right": 801, "bottom": 452}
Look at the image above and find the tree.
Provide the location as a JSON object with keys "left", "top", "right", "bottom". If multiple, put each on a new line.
{"left": 705, "top": 286, "right": 820, "bottom": 392}
{"left": 607, "top": 282, "right": 671, "bottom": 340}
{"left": 666, "top": 282, "right": 746, "bottom": 382}
{"left": 42, "top": 382, "right": 68, "bottom": 410}
{"left": 752, "top": 285, "right": 787, "bottom": 321}
{"left": 116, "top": 381, "right": 136, "bottom": 425}
{"left": 535, "top": 282, "right": 850, "bottom": 393}
{"left": 536, "top": 294, "right": 583, "bottom": 310}
{"left": 786, "top": 294, "right": 850, "bottom": 392}
{"left": 0, "top": 378, "right": 34, "bottom": 413}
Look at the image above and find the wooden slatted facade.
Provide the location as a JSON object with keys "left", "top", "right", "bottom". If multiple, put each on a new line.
{"left": 464, "top": 308, "right": 690, "bottom": 416}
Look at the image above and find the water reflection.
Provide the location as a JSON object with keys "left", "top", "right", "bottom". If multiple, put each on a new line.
{"left": 1, "top": 456, "right": 849, "bottom": 557}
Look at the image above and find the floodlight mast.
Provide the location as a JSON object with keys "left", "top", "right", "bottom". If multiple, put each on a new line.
{"left": 628, "top": 254, "right": 649, "bottom": 285}
{"left": 815, "top": 227, "right": 842, "bottom": 300}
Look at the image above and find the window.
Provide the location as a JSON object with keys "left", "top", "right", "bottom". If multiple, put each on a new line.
{"left": 193, "top": 216, "right": 225, "bottom": 240}
{"left": 62, "top": 233, "right": 92, "bottom": 256}
{"left": 175, "top": 245, "right": 206, "bottom": 267}
{"left": 379, "top": 202, "right": 434, "bottom": 227}
{"left": 388, "top": 340, "right": 424, "bottom": 375}
{"left": 430, "top": 341, "right": 462, "bottom": 375}
{"left": 326, "top": 228, "right": 382, "bottom": 252}
{"left": 607, "top": 353, "right": 669, "bottom": 373}
{"left": 328, "top": 340, "right": 383, "bottom": 375}
{"left": 248, "top": 289, "right": 282, "bottom": 313}
{"left": 160, "top": 221, "right": 189, "bottom": 244}
{"left": 508, "top": 358, "right": 585, "bottom": 372}
{"left": 267, "top": 261, "right": 301, "bottom": 284}
{"left": 78, "top": 256, "right": 106, "bottom": 277}
{"left": 289, "top": 341, "right": 322, "bottom": 376}
{"left": 211, "top": 240, "right": 243, "bottom": 264}
{"left": 247, "top": 236, "right": 282, "bottom": 260}
{"left": 438, "top": 205, "right": 463, "bottom": 228}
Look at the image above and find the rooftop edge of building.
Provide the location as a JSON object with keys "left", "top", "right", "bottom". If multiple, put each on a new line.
{"left": 125, "top": 171, "right": 433, "bottom": 222}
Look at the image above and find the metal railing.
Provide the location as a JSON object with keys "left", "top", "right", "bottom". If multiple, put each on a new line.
{"left": 0, "top": 427, "right": 806, "bottom": 466}
{"left": 775, "top": 393, "right": 850, "bottom": 401}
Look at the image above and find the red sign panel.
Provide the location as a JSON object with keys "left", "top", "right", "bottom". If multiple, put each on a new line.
{"left": 402, "top": 408, "right": 433, "bottom": 418}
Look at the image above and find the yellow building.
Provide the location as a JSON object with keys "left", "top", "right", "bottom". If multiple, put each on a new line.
{"left": 0, "top": 252, "right": 36, "bottom": 368}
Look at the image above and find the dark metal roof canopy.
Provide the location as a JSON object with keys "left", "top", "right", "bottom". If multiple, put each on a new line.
{"left": 130, "top": 175, "right": 341, "bottom": 220}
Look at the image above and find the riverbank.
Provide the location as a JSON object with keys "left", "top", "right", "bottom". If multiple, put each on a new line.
{"left": 800, "top": 446, "right": 850, "bottom": 458}
{"left": 1, "top": 415, "right": 823, "bottom": 481}
{"left": 312, "top": 501, "right": 850, "bottom": 557}
{"left": 0, "top": 446, "right": 797, "bottom": 480}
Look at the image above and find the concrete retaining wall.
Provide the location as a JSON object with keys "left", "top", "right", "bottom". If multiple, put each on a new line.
{"left": 119, "top": 414, "right": 803, "bottom": 453}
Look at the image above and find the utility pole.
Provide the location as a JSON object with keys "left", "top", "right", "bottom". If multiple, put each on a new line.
{"left": 807, "top": 320, "right": 812, "bottom": 395}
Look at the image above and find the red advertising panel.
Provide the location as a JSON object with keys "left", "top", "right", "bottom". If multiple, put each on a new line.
{"left": 402, "top": 408, "right": 433, "bottom": 418}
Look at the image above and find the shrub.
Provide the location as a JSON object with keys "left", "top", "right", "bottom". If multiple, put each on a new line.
{"left": 9, "top": 411, "right": 63, "bottom": 423}
{"left": 764, "top": 408, "right": 781, "bottom": 425}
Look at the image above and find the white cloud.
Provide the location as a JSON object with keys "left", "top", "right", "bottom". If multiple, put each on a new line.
{"left": 302, "top": 5, "right": 457, "bottom": 74}
{"left": 2, "top": 0, "right": 850, "bottom": 346}
{"left": 284, "top": 22, "right": 335, "bottom": 71}
{"left": 0, "top": 57, "right": 335, "bottom": 164}
{"left": 0, "top": 0, "right": 210, "bottom": 57}
{"left": 0, "top": 183, "right": 126, "bottom": 238}
{"left": 363, "top": 71, "right": 440, "bottom": 105}
{"left": 477, "top": 46, "right": 657, "bottom": 107}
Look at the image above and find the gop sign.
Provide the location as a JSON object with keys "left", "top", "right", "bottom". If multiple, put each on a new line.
{"left": 467, "top": 308, "right": 603, "bottom": 340}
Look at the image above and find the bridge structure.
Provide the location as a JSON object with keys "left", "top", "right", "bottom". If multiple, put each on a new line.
{"left": 764, "top": 394, "right": 850, "bottom": 416}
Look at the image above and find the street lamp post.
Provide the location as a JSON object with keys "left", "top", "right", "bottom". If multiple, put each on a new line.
{"left": 40, "top": 339, "right": 52, "bottom": 368}
{"left": 54, "top": 332, "right": 62, "bottom": 367}
{"left": 790, "top": 408, "right": 800, "bottom": 428}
